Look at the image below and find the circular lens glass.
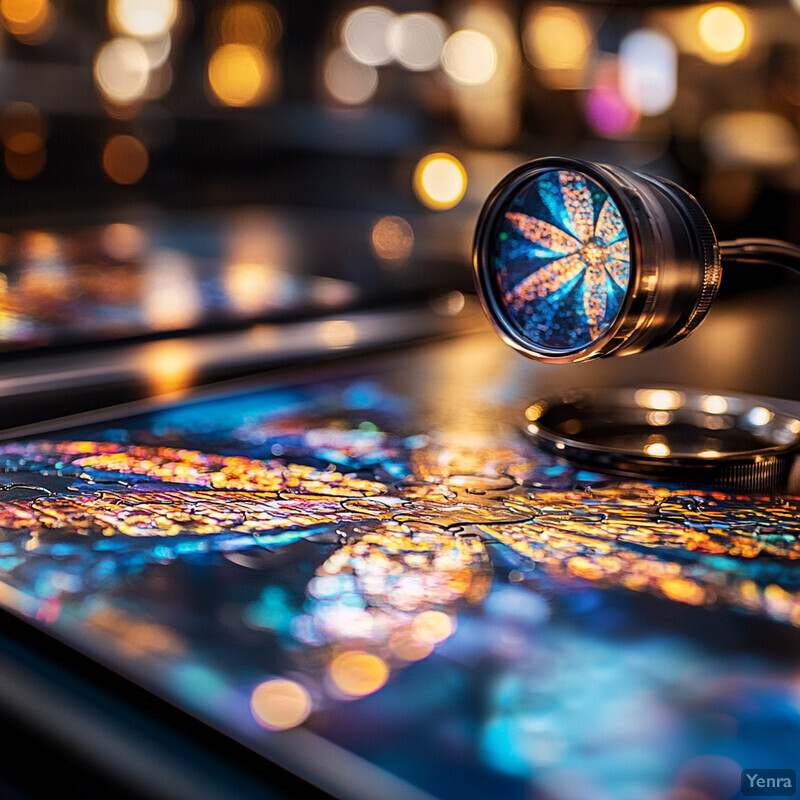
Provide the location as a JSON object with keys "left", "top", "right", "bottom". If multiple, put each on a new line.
{"left": 491, "top": 168, "right": 631, "bottom": 352}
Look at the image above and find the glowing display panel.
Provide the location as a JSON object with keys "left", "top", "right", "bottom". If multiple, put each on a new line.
{"left": 493, "top": 168, "right": 630, "bottom": 351}
{"left": 0, "top": 338, "right": 799, "bottom": 800}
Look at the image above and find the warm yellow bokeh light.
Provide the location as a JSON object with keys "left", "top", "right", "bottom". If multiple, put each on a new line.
{"left": 442, "top": 29, "right": 496, "bottom": 86}
{"left": 0, "top": 102, "right": 46, "bottom": 154}
{"left": 634, "top": 388, "right": 683, "bottom": 411}
{"left": 644, "top": 442, "right": 671, "bottom": 457}
{"left": 250, "top": 678, "right": 312, "bottom": 731}
{"left": 94, "top": 38, "right": 151, "bottom": 104}
{"left": 699, "top": 394, "right": 728, "bottom": 414}
{"left": 324, "top": 48, "right": 378, "bottom": 105}
{"left": 0, "top": 0, "right": 51, "bottom": 38}
{"left": 370, "top": 215, "right": 414, "bottom": 261}
{"left": 224, "top": 261, "right": 281, "bottom": 315}
{"left": 698, "top": 450, "right": 721, "bottom": 459}
{"left": 109, "top": 0, "right": 177, "bottom": 39}
{"left": 208, "top": 43, "right": 271, "bottom": 107}
{"left": 1, "top": 0, "right": 43, "bottom": 25}
{"left": 413, "top": 153, "right": 467, "bottom": 210}
{"left": 389, "top": 630, "right": 434, "bottom": 662}
{"left": 5, "top": 145, "right": 45, "bottom": 180}
{"left": 412, "top": 611, "right": 454, "bottom": 644}
{"left": 139, "top": 339, "right": 197, "bottom": 396}
{"left": 102, "top": 134, "right": 149, "bottom": 184}
{"left": 318, "top": 319, "right": 357, "bottom": 349}
{"left": 329, "top": 651, "right": 389, "bottom": 698}
{"left": 524, "top": 5, "right": 591, "bottom": 71}
{"left": 218, "top": 1, "right": 282, "bottom": 49}
{"left": 698, "top": 5, "right": 746, "bottom": 55}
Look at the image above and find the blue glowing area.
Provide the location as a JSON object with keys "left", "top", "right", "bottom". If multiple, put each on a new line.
{"left": 493, "top": 168, "right": 630, "bottom": 352}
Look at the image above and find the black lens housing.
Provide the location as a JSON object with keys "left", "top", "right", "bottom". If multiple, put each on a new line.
{"left": 473, "top": 157, "right": 721, "bottom": 363}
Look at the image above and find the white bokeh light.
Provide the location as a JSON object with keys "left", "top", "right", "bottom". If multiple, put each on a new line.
{"left": 109, "top": 0, "right": 178, "bottom": 39}
{"left": 342, "top": 6, "right": 395, "bottom": 66}
{"left": 324, "top": 48, "right": 378, "bottom": 104}
{"left": 442, "top": 29, "right": 496, "bottom": 86}
{"left": 94, "top": 37, "right": 150, "bottom": 103}
{"left": 388, "top": 13, "right": 447, "bottom": 71}
{"left": 619, "top": 29, "right": 677, "bottom": 116}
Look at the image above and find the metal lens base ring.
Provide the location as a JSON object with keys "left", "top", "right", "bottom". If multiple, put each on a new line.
{"left": 523, "top": 387, "right": 800, "bottom": 491}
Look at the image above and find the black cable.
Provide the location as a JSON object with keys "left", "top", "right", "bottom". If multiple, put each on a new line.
{"left": 719, "top": 238, "right": 800, "bottom": 274}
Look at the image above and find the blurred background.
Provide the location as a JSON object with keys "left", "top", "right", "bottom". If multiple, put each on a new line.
{"left": 1, "top": 0, "right": 800, "bottom": 399}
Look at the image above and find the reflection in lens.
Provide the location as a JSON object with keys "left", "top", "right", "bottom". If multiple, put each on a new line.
{"left": 490, "top": 168, "right": 630, "bottom": 353}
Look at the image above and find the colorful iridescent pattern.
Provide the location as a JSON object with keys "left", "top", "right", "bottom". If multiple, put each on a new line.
{"left": 493, "top": 168, "right": 630, "bottom": 351}
{"left": 3, "top": 380, "right": 800, "bottom": 799}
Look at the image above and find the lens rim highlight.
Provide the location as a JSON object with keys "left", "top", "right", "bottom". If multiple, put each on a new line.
{"left": 474, "top": 157, "right": 641, "bottom": 363}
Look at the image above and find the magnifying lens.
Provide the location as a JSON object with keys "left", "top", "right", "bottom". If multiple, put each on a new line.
{"left": 473, "top": 156, "right": 800, "bottom": 488}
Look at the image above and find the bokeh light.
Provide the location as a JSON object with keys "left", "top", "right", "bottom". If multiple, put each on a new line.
{"left": 619, "top": 29, "right": 677, "bottom": 116}
{"left": 318, "top": 319, "right": 357, "bottom": 349}
{"left": 0, "top": 102, "right": 46, "bottom": 154}
{"left": 328, "top": 650, "right": 389, "bottom": 697}
{"left": 108, "top": 0, "right": 178, "bottom": 39}
{"left": 442, "top": 29, "right": 497, "bottom": 86}
{"left": 413, "top": 153, "right": 467, "bottom": 210}
{"left": 370, "top": 215, "right": 414, "bottom": 262}
{"left": 140, "top": 339, "right": 197, "bottom": 395}
{"left": 389, "top": 629, "right": 434, "bottom": 662}
{"left": 388, "top": 13, "right": 447, "bottom": 71}
{"left": 5, "top": 146, "right": 45, "bottom": 180}
{"left": 101, "top": 222, "right": 146, "bottom": 261}
{"left": 342, "top": 5, "right": 395, "bottom": 66}
{"left": 250, "top": 678, "right": 312, "bottom": 731}
{"left": 324, "top": 48, "right": 378, "bottom": 105}
{"left": 586, "top": 65, "right": 638, "bottom": 139}
{"left": 523, "top": 5, "right": 591, "bottom": 83}
{"left": 141, "top": 34, "right": 172, "bottom": 69}
{"left": 142, "top": 248, "right": 202, "bottom": 330}
{"left": 702, "top": 112, "right": 799, "bottom": 168}
{"left": 94, "top": 38, "right": 151, "bottom": 104}
{"left": 698, "top": 5, "right": 747, "bottom": 60}
{"left": 224, "top": 261, "right": 285, "bottom": 315}
{"left": 102, "top": 134, "right": 149, "bottom": 184}
{"left": 700, "top": 394, "right": 728, "bottom": 414}
{"left": 217, "top": 1, "right": 282, "bottom": 49}
{"left": 412, "top": 610, "right": 454, "bottom": 644}
{"left": 0, "top": 0, "right": 54, "bottom": 42}
{"left": 431, "top": 290, "right": 466, "bottom": 316}
{"left": 748, "top": 406, "right": 773, "bottom": 427}
{"left": 208, "top": 43, "right": 271, "bottom": 107}
{"left": 635, "top": 389, "right": 683, "bottom": 410}
{"left": 449, "top": 6, "right": 520, "bottom": 147}
{"left": 644, "top": 441, "right": 671, "bottom": 457}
